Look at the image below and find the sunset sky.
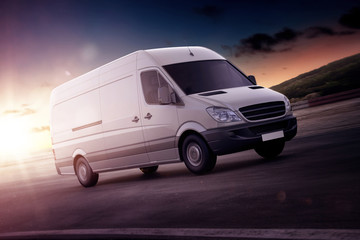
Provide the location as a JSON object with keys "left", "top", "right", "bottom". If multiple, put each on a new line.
{"left": 0, "top": 0, "right": 359, "bottom": 157}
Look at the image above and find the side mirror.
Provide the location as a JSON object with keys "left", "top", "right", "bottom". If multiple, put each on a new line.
{"left": 158, "top": 86, "right": 172, "bottom": 105}
{"left": 170, "top": 92, "right": 177, "bottom": 103}
{"left": 248, "top": 75, "right": 257, "bottom": 85}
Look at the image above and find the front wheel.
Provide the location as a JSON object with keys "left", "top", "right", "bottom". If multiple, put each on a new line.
{"left": 255, "top": 139, "right": 285, "bottom": 160}
{"left": 182, "top": 135, "right": 217, "bottom": 174}
{"left": 75, "top": 157, "right": 99, "bottom": 187}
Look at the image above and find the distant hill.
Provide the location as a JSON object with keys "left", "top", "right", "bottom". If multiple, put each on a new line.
{"left": 271, "top": 53, "right": 360, "bottom": 102}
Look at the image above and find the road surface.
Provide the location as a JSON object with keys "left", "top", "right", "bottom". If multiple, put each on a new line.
{"left": 0, "top": 98, "right": 359, "bottom": 239}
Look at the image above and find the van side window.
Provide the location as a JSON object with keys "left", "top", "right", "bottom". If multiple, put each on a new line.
{"left": 141, "top": 70, "right": 169, "bottom": 104}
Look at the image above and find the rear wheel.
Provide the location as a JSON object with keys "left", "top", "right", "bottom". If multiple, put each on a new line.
{"left": 255, "top": 139, "right": 285, "bottom": 160}
{"left": 140, "top": 166, "right": 159, "bottom": 174}
{"left": 75, "top": 157, "right": 99, "bottom": 187}
{"left": 182, "top": 135, "right": 217, "bottom": 174}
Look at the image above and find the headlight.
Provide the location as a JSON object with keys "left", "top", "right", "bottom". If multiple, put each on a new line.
{"left": 206, "top": 107, "right": 242, "bottom": 123}
{"left": 284, "top": 96, "right": 292, "bottom": 112}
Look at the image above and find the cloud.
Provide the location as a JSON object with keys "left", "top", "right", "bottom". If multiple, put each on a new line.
{"left": 193, "top": 5, "right": 223, "bottom": 20}
{"left": 225, "top": 25, "right": 355, "bottom": 57}
{"left": 3, "top": 110, "right": 21, "bottom": 115}
{"left": 2, "top": 106, "right": 36, "bottom": 116}
{"left": 240, "top": 33, "right": 278, "bottom": 53}
{"left": 303, "top": 26, "right": 335, "bottom": 38}
{"left": 274, "top": 28, "right": 299, "bottom": 42}
{"left": 228, "top": 28, "right": 300, "bottom": 56}
{"left": 21, "top": 108, "right": 36, "bottom": 116}
{"left": 303, "top": 26, "right": 354, "bottom": 38}
{"left": 339, "top": 7, "right": 360, "bottom": 29}
{"left": 32, "top": 126, "right": 50, "bottom": 133}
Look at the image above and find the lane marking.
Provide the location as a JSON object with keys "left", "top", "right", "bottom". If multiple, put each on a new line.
{"left": 0, "top": 228, "right": 360, "bottom": 239}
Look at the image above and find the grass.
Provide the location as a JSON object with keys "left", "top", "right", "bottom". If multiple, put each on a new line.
{"left": 270, "top": 53, "right": 360, "bottom": 102}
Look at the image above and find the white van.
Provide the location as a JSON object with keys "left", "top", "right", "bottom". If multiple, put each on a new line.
{"left": 50, "top": 46, "right": 297, "bottom": 187}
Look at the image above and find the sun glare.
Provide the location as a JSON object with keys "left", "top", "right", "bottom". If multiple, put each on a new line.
{"left": 0, "top": 116, "right": 31, "bottom": 160}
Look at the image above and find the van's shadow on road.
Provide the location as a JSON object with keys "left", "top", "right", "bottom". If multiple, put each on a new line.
{"left": 96, "top": 153, "right": 291, "bottom": 187}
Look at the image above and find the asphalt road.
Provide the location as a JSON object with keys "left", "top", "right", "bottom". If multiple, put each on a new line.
{"left": 0, "top": 98, "right": 359, "bottom": 239}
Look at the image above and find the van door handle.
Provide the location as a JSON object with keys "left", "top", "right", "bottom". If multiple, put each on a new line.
{"left": 132, "top": 116, "right": 139, "bottom": 123}
{"left": 144, "top": 113, "right": 152, "bottom": 120}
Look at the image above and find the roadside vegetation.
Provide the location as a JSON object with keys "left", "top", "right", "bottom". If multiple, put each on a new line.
{"left": 271, "top": 53, "right": 360, "bottom": 102}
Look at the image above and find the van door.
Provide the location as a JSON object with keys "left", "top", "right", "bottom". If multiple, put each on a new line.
{"left": 139, "top": 69, "right": 180, "bottom": 163}
{"left": 97, "top": 73, "right": 149, "bottom": 170}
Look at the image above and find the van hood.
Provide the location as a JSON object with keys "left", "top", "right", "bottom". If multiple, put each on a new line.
{"left": 189, "top": 86, "right": 285, "bottom": 110}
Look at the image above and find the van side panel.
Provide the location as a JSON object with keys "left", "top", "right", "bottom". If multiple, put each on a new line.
{"left": 51, "top": 69, "right": 104, "bottom": 174}
{"left": 96, "top": 53, "right": 149, "bottom": 171}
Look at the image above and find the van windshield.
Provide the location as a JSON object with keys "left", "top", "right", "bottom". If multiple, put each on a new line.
{"left": 163, "top": 60, "right": 253, "bottom": 95}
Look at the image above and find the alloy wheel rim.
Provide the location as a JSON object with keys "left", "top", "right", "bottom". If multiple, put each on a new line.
{"left": 78, "top": 162, "right": 88, "bottom": 182}
{"left": 187, "top": 143, "right": 202, "bottom": 167}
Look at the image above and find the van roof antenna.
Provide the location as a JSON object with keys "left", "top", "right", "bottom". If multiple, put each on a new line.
{"left": 188, "top": 47, "right": 194, "bottom": 56}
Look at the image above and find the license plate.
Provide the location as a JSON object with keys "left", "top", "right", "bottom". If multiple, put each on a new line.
{"left": 261, "top": 131, "right": 284, "bottom": 142}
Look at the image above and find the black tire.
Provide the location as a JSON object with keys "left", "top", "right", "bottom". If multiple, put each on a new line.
{"left": 182, "top": 135, "right": 217, "bottom": 174}
{"left": 140, "top": 166, "right": 159, "bottom": 174}
{"left": 255, "top": 139, "right": 285, "bottom": 160}
{"left": 75, "top": 157, "right": 99, "bottom": 187}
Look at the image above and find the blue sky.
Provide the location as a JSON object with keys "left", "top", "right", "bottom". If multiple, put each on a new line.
{"left": 2, "top": 0, "right": 359, "bottom": 73}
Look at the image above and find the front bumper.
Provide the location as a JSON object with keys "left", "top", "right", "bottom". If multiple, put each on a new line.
{"left": 202, "top": 115, "right": 297, "bottom": 155}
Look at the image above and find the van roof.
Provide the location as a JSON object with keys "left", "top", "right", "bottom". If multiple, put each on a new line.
{"left": 143, "top": 46, "right": 224, "bottom": 66}
{"left": 50, "top": 46, "right": 225, "bottom": 105}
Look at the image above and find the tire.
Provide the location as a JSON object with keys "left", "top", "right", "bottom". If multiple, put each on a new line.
{"left": 255, "top": 139, "right": 285, "bottom": 160}
{"left": 182, "top": 135, "right": 217, "bottom": 174}
{"left": 75, "top": 157, "right": 99, "bottom": 187}
{"left": 140, "top": 166, "right": 159, "bottom": 174}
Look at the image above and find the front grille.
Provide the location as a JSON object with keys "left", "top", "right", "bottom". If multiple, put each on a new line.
{"left": 239, "top": 101, "right": 285, "bottom": 121}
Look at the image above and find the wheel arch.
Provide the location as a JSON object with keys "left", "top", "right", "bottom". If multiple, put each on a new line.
{"left": 176, "top": 123, "right": 208, "bottom": 162}
{"left": 178, "top": 130, "right": 196, "bottom": 161}
{"left": 72, "top": 149, "right": 87, "bottom": 174}
{"left": 176, "top": 122, "right": 209, "bottom": 162}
